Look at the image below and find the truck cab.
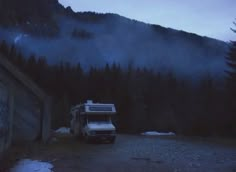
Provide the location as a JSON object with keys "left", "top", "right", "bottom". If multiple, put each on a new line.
{"left": 70, "top": 100, "right": 116, "bottom": 143}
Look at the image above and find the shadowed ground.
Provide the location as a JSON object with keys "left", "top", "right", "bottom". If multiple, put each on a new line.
{"left": 2, "top": 134, "right": 236, "bottom": 172}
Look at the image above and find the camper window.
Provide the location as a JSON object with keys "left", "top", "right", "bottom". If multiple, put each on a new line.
{"left": 87, "top": 115, "right": 110, "bottom": 122}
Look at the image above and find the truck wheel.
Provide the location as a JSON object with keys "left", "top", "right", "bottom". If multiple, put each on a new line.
{"left": 110, "top": 137, "right": 116, "bottom": 144}
{"left": 85, "top": 134, "right": 90, "bottom": 143}
{"left": 70, "top": 128, "right": 74, "bottom": 134}
{"left": 78, "top": 133, "right": 83, "bottom": 140}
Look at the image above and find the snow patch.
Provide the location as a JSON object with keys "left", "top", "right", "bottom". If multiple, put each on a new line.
{"left": 141, "top": 131, "right": 175, "bottom": 136}
{"left": 55, "top": 127, "right": 70, "bottom": 134}
{"left": 10, "top": 159, "right": 53, "bottom": 172}
{"left": 14, "top": 34, "right": 28, "bottom": 44}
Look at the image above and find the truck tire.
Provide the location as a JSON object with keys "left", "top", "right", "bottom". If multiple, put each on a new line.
{"left": 85, "top": 134, "right": 90, "bottom": 143}
{"left": 70, "top": 128, "right": 74, "bottom": 134}
{"left": 110, "top": 137, "right": 116, "bottom": 144}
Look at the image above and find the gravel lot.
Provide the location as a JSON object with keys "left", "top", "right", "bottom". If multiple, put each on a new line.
{"left": 5, "top": 134, "right": 236, "bottom": 172}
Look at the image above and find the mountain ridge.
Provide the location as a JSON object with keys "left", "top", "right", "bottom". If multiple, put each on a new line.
{"left": 0, "top": 0, "right": 229, "bottom": 80}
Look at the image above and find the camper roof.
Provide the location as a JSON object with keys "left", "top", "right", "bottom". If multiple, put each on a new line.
{"left": 84, "top": 103, "right": 116, "bottom": 114}
{"left": 84, "top": 102, "right": 116, "bottom": 114}
{"left": 71, "top": 100, "right": 116, "bottom": 114}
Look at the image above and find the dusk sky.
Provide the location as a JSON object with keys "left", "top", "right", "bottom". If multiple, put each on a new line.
{"left": 58, "top": 0, "right": 236, "bottom": 42}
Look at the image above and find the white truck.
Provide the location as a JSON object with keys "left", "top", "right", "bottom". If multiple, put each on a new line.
{"left": 70, "top": 100, "right": 116, "bottom": 143}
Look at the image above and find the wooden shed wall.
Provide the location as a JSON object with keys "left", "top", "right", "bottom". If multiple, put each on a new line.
{"left": 0, "top": 56, "right": 51, "bottom": 154}
{"left": 0, "top": 81, "right": 10, "bottom": 153}
{"left": 13, "top": 84, "right": 42, "bottom": 141}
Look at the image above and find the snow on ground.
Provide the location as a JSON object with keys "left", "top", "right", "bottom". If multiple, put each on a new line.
{"left": 55, "top": 127, "right": 70, "bottom": 134}
{"left": 10, "top": 159, "right": 53, "bottom": 172}
{"left": 141, "top": 131, "right": 175, "bottom": 136}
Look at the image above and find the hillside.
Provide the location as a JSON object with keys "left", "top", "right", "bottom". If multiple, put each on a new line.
{"left": 0, "top": 0, "right": 228, "bottom": 79}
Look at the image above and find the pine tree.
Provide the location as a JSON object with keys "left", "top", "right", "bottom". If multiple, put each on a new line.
{"left": 226, "top": 23, "right": 236, "bottom": 98}
{"left": 226, "top": 21, "right": 236, "bottom": 84}
{"left": 226, "top": 43, "right": 236, "bottom": 92}
{"left": 225, "top": 20, "right": 236, "bottom": 134}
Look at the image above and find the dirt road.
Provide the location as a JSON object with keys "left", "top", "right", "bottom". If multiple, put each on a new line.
{"left": 5, "top": 134, "right": 236, "bottom": 172}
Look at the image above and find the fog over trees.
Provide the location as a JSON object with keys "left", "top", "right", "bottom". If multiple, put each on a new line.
{"left": 0, "top": 40, "right": 235, "bottom": 136}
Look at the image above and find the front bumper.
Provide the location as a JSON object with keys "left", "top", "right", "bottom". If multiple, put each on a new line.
{"left": 87, "top": 134, "right": 116, "bottom": 141}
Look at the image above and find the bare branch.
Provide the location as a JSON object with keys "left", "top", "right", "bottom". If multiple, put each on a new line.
{"left": 231, "top": 27, "right": 236, "bottom": 33}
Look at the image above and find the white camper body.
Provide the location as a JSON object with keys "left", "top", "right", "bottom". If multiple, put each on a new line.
{"left": 70, "top": 100, "right": 116, "bottom": 143}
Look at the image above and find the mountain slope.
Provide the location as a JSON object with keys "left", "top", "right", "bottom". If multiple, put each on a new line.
{"left": 0, "top": 0, "right": 228, "bottom": 79}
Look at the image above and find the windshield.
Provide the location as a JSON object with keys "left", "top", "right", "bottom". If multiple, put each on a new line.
{"left": 87, "top": 115, "right": 110, "bottom": 122}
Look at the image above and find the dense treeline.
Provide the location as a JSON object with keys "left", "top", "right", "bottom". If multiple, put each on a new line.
{"left": 0, "top": 0, "right": 52, "bottom": 24}
{"left": 0, "top": 0, "right": 60, "bottom": 37}
{"left": 0, "top": 0, "right": 109, "bottom": 37}
{"left": 71, "top": 28, "right": 94, "bottom": 39}
{"left": 64, "top": 7, "right": 110, "bottom": 23}
{"left": 0, "top": 40, "right": 234, "bottom": 136}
